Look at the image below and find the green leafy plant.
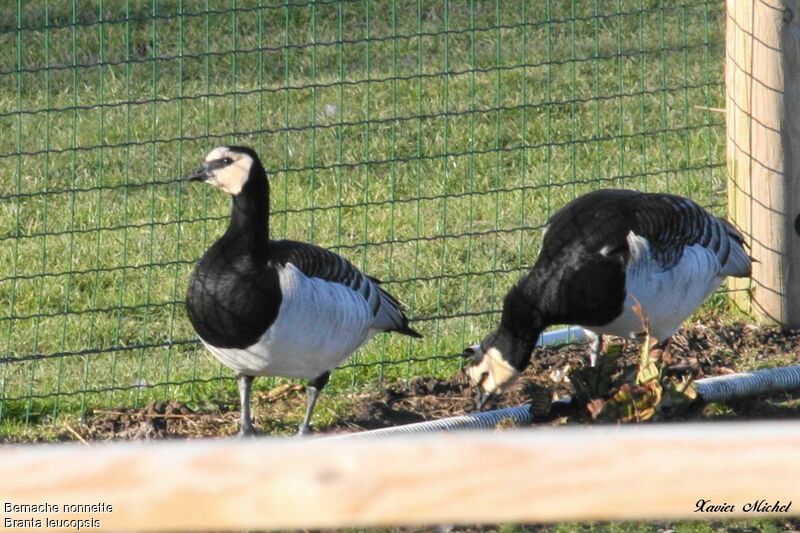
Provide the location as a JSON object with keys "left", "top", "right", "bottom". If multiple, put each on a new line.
{"left": 573, "top": 301, "right": 698, "bottom": 423}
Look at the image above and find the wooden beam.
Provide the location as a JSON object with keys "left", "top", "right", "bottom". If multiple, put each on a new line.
{"left": 726, "top": 0, "right": 800, "bottom": 327}
{"left": 2, "top": 422, "right": 800, "bottom": 531}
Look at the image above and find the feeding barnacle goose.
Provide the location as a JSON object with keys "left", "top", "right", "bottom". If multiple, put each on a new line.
{"left": 465, "top": 188, "right": 751, "bottom": 408}
{"left": 184, "top": 145, "right": 422, "bottom": 436}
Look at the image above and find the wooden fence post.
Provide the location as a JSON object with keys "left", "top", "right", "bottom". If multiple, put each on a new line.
{"left": 726, "top": 0, "right": 800, "bottom": 327}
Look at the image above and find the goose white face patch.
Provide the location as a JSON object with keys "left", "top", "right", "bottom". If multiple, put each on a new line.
{"left": 466, "top": 347, "right": 521, "bottom": 395}
{"left": 203, "top": 146, "right": 254, "bottom": 195}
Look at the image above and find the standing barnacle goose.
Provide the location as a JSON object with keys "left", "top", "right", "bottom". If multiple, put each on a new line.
{"left": 184, "top": 145, "right": 421, "bottom": 436}
{"left": 465, "top": 188, "right": 751, "bottom": 407}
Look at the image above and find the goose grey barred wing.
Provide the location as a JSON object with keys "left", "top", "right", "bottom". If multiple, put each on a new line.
{"left": 368, "top": 280, "right": 423, "bottom": 337}
{"left": 268, "top": 240, "right": 422, "bottom": 337}
{"left": 539, "top": 189, "right": 751, "bottom": 277}
{"left": 268, "top": 240, "right": 361, "bottom": 283}
{"left": 629, "top": 192, "right": 751, "bottom": 276}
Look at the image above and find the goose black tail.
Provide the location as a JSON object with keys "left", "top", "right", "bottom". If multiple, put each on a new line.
{"left": 396, "top": 325, "right": 423, "bottom": 338}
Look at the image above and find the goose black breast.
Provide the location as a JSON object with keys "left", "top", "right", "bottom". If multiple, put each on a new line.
{"left": 186, "top": 238, "right": 281, "bottom": 350}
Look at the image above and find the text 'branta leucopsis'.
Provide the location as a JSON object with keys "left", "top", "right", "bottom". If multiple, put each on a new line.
{"left": 465, "top": 189, "right": 751, "bottom": 407}
{"left": 184, "top": 145, "right": 421, "bottom": 436}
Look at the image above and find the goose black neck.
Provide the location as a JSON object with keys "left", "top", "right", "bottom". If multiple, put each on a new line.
{"left": 497, "top": 285, "right": 545, "bottom": 367}
{"left": 227, "top": 162, "right": 270, "bottom": 251}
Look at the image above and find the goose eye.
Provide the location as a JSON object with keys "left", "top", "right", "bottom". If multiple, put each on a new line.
{"left": 222, "top": 157, "right": 233, "bottom": 165}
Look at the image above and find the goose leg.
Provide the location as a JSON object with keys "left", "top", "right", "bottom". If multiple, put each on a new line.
{"left": 298, "top": 371, "right": 331, "bottom": 436}
{"left": 237, "top": 374, "right": 256, "bottom": 437}
{"left": 589, "top": 334, "right": 604, "bottom": 368}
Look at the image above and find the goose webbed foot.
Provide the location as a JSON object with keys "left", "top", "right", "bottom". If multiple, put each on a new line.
{"left": 236, "top": 425, "right": 259, "bottom": 438}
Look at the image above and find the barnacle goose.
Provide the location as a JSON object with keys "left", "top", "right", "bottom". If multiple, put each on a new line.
{"left": 184, "top": 145, "right": 421, "bottom": 436}
{"left": 465, "top": 188, "right": 751, "bottom": 407}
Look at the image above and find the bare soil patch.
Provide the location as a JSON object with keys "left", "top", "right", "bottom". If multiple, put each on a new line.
{"left": 7, "top": 321, "right": 797, "bottom": 444}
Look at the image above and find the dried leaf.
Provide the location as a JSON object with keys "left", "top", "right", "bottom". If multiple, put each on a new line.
{"left": 631, "top": 296, "right": 649, "bottom": 334}
{"left": 494, "top": 417, "right": 518, "bottom": 430}
{"left": 257, "top": 383, "right": 304, "bottom": 402}
{"left": 549, "top": 365, "right": 571, "bottom": 384}
{"left": 586, "top": 398, "right": 606, "bottom": 419}
{"left": 637, "top": 362, "right": 661, "bottom": 385}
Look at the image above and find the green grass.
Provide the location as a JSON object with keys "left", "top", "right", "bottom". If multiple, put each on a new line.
{"left": 0, "top": 0, "right": 728, "bottom": 428}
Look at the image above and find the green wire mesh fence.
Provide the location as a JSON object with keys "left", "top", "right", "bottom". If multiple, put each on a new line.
{"left": 0, "top": 0, "right": 725, "bottom": 425}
